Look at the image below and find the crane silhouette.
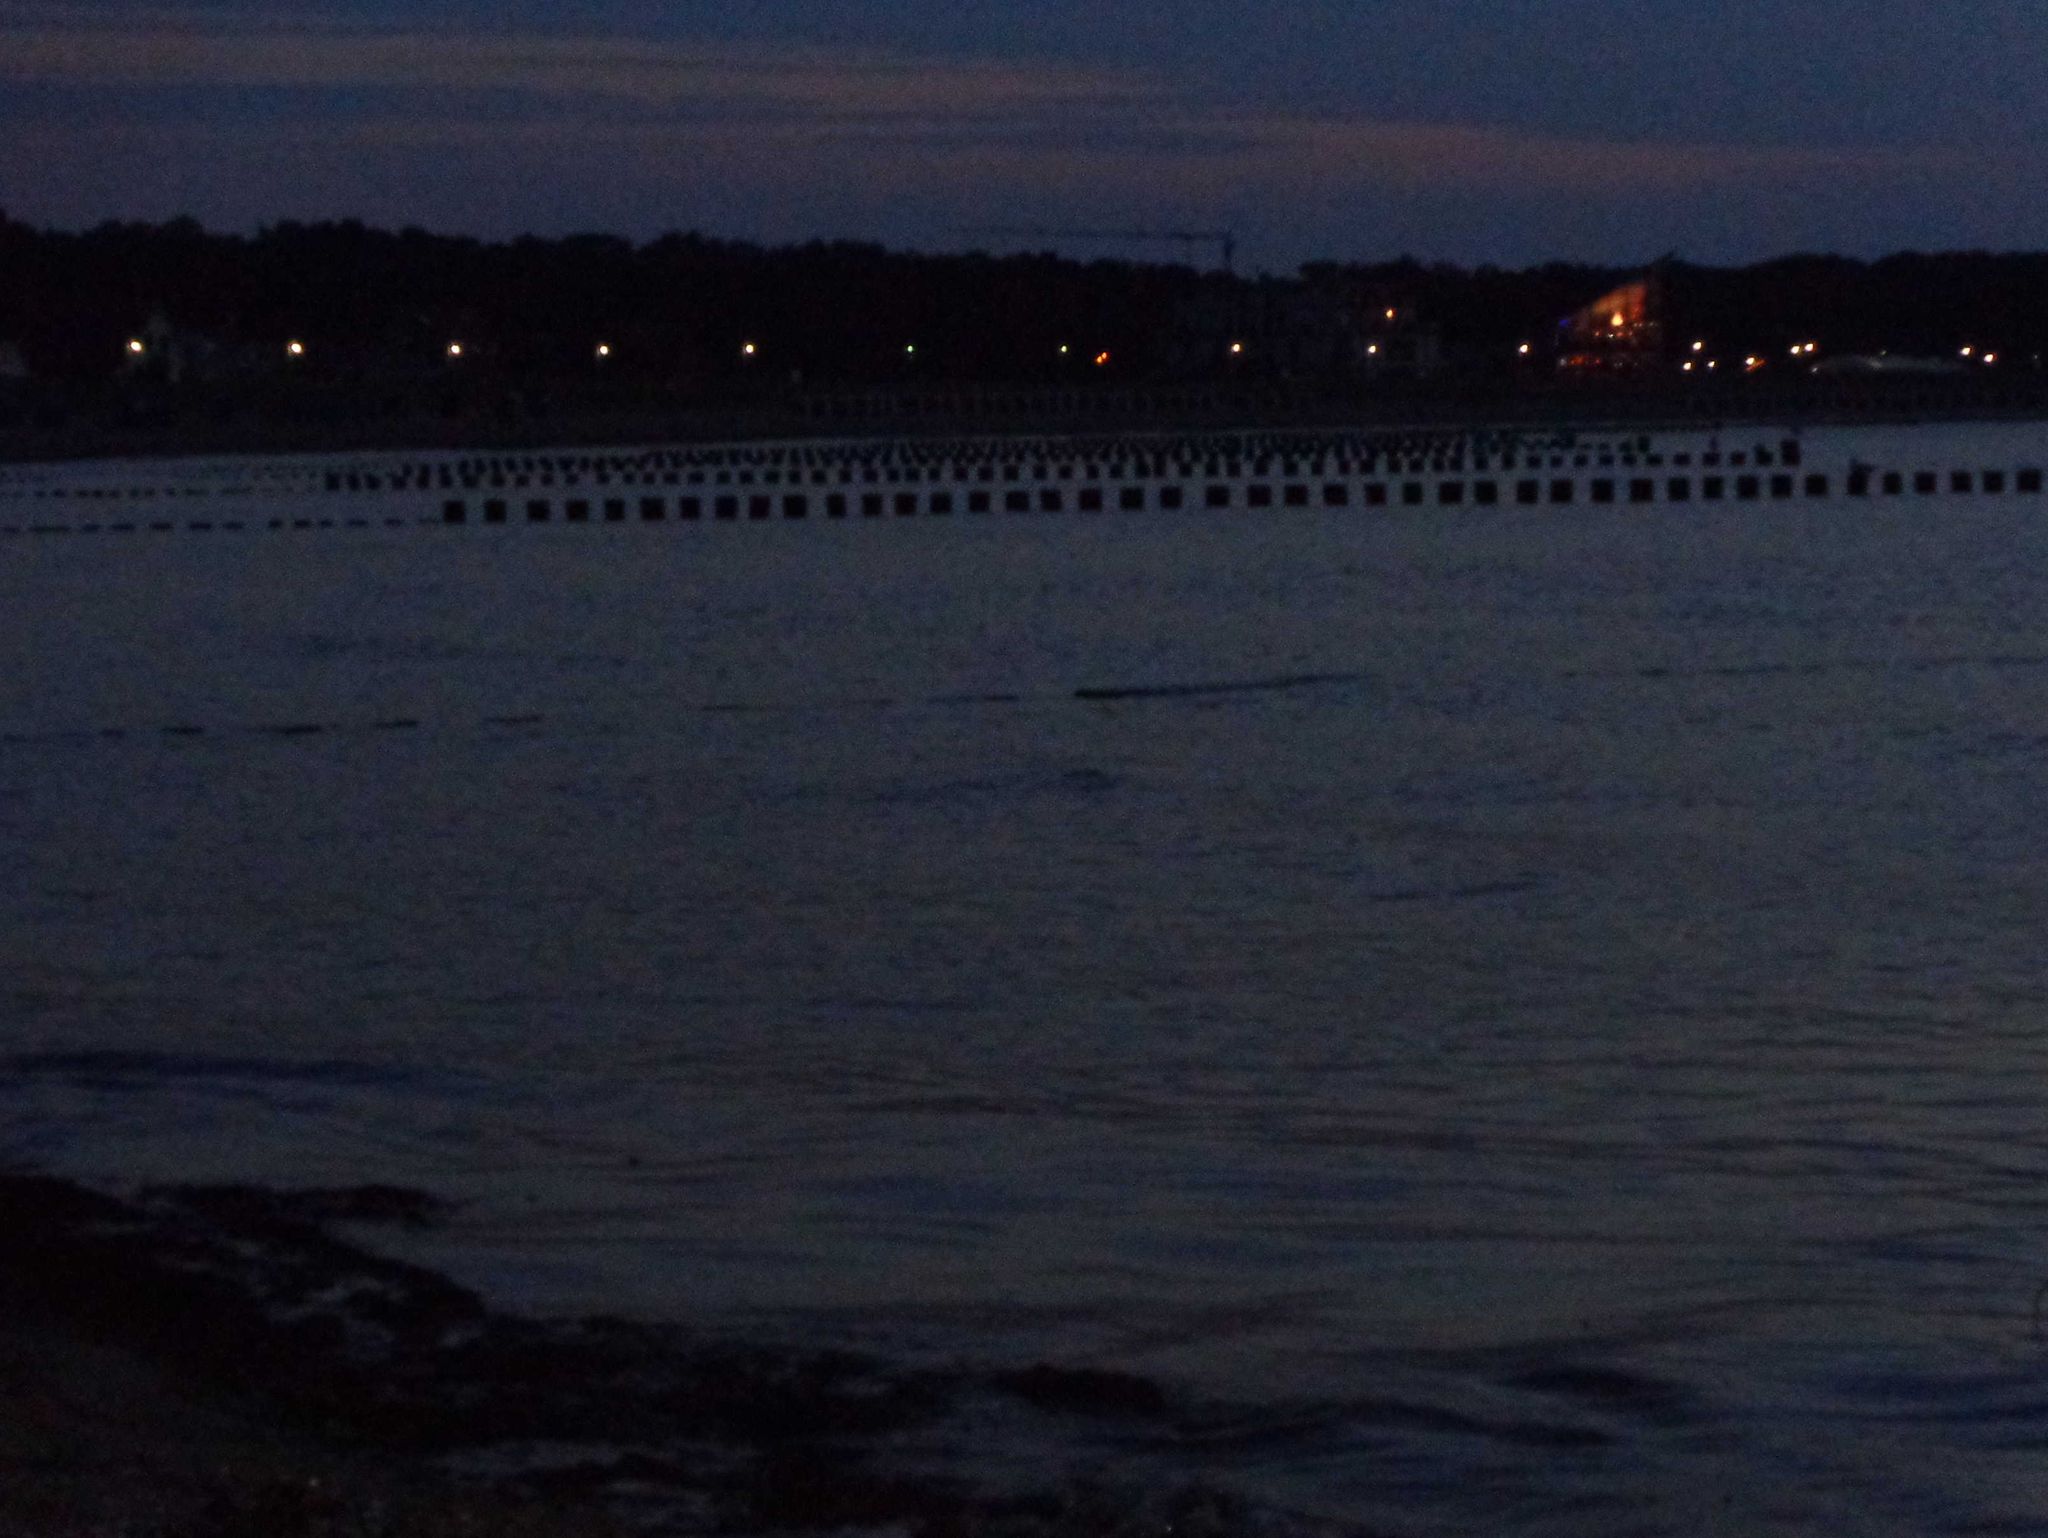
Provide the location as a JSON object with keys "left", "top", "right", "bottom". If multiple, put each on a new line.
{"left": 959, "top": 226, "right": 1238, "bottom": 276}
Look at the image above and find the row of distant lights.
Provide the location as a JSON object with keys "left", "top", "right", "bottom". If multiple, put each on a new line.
{"left": 1498, "top": 336, "right": 2010, "bottom": 371}
{"left": 129, "top": 338, "right": 313, "bottom": 356}
{"left": 123, "top": 337, "right": 1121, "bottom": 365}
{"left": 124, "top": 323, "right": 2003, "bottom": 370}
{"left": 124, "top": 311, "right": 1431, "bottom": 367}
{"left": 123, "top": 336, "right": 1213, "bottom": 363}
{"left": 718, "top": 311, "right": 1423, "bottom": 366}
{"left": 554, "top": 336, "right": 2007, "bottom": 369}
{"left": 1676, "top": 338, "right": 1804, "bottom": 374}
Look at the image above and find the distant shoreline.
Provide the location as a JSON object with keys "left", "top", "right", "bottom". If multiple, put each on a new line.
{"left": 4, "top": 377, "right": 2045, "bottom": 466}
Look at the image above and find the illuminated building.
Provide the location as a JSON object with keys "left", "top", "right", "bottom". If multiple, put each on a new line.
{"left": 1556, "top": 274, "right": 1665, "bottom": 373}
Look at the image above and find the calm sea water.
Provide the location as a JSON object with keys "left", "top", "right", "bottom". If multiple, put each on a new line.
{"left": 8, "top": 430, "right": 2048, "bottom": 1532}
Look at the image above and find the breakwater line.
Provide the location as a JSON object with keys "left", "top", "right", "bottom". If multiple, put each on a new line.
{"left": 4, "top": 419, "right": 2043, "bottom": 539}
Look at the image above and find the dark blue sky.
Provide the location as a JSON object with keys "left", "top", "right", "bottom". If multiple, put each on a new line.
{"left": 3, "top": 0, "right": 2043, "bottom": 270}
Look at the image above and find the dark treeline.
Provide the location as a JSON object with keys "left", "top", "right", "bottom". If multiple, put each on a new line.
{"left": 0, "top": 215, "right": 1229, "bottom": 388}
{"left": 5, "top": 215, "right": 2048, "bottom": 391}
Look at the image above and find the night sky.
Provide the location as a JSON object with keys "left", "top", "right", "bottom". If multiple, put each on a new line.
{"left": 3, "top": 0, "right": 2045, "bottom": 270}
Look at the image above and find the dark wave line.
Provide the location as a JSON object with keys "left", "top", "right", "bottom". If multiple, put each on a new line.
{"left": 1367, "top": 877, "right": 1542, "bottom": 905}
{"left": 1075, "top": 670, "right": 1363, "bottom": 702}
{"left": 1, "top": 671, "right": 1361, "bottom": 746}
{"left": 1571, "top": 653, "right": 2048, "bottom": 683}
{"left": 0, "top": 1050, "right": 413, "bottom": 1088}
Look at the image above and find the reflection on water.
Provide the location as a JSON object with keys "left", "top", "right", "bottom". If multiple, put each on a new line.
{"left": 7, "top": 430, "right": 2048, "bottom": 1532}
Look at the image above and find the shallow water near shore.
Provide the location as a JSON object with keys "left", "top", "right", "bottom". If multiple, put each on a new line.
{"left": 7, "top": 425, "right": 2048, "bottom": 1533}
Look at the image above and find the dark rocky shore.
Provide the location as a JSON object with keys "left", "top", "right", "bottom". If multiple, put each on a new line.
{"left": 0, "top": 1170, "right": 1362, "bottom": 1537}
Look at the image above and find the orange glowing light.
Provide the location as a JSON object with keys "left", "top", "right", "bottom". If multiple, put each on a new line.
{"left": 741, "top": 341, "right": 758, "bottom": 357}
{"left": 1093, "top": 350, "right": 1111, "bottom": 367}
{"left": 126, "top": 339, "right": 145, "bottom": 355}
{"left": 286, "top": 340, "right": 305, "bottom": 357}
{"left": 446, "top": 342, "right": 463, "bottom": 358}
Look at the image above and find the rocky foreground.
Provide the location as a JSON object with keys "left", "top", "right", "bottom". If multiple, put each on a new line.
{"left": 0, "top": 1172, "right": 1347, "bottom": 1537}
